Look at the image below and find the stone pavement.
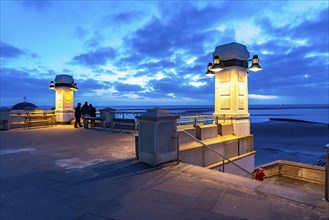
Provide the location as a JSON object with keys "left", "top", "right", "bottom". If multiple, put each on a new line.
{"left": 0, "top": 125, "right": 328, "bottom": 220}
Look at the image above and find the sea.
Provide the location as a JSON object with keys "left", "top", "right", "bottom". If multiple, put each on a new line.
{"left": 25, "top": 104, "right": 329, "bottom": 166}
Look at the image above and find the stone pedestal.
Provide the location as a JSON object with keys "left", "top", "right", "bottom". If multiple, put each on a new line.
{"left": 213, "top": 42, "right": 250, "bottom": 136}
{"left": 0, "top": 107, "right": 10, "bottom": 130}
{"left": 137, "top": 108, "right": 178, "bottom": 166}
{"left": 99, "top": 107, "right": 115, "bottom": 121}
{"left": 218, "top": 122, "right": 234, "bottom": 136}
{"left": 196, "top": 124, "right": 218, "bottom": 140}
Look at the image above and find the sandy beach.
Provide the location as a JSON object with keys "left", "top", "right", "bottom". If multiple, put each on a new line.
{"left": 251, "top": 120, "right": 329, "bottom": 166}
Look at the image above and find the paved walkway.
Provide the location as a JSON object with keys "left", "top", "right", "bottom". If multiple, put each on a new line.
{"left": 0, "top": 125, "right": 328, "bottom": 219}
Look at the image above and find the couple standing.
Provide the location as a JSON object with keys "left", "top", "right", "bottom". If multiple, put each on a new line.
{"left": 74, "top": 101, "right": 96, "bottom": 128}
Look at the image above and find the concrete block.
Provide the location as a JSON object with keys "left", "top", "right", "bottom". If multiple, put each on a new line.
{"left": 232, "top": 119, "right": 250, "bottom": 136}
{"left": 225, "top": 140, "right": 239, "bottom": 159}
{"left": 204, "top": 142, "right": 225, "bottom": 166}
{"left": 177, "top": 127, "right": 196, "bottom": 144}
{"left": 196, "top": 124, "right": 218, "bottom": 140}
{"left": 218, "top": 123, "right": 233, "bottom": 136}
{"left": 179, "top": 145, "right": 204, "bottom": 166}
{"left": 238, "top": 135, "right": 253, "bottom": 155}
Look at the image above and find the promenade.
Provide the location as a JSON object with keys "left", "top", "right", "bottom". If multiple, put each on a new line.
{"left": 0, "top": 125, "right": 328, "bottom": 220}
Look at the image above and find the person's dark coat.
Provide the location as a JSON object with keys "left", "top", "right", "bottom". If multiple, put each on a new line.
{"left": 81, "top": 102, "right": 90, "bottom": 115}
{"left": 89, "top": 104, "right": 96, "bottom": 117}
{"left": 75, "top": 104, "right": 82, "bottom": 118}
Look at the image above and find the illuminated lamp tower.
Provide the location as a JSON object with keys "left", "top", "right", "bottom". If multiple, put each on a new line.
{"left": 49, "top": 74, "right": 78, "bottom": 123}
{"left": 207, "top": 42, "right": 262, "bottom": 136}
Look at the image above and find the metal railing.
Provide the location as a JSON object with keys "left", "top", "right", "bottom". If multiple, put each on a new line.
{"left": 177, "top": 114, "right": 214, "bottom": 126}
{"left": 177, "top": 129, "right": 254, "bottom": 178}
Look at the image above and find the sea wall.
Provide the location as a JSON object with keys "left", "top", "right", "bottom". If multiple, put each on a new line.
{"left": 257, "top": 160, "right": 325, "bottom": 184}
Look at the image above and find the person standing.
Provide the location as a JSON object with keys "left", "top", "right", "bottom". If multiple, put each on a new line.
{"left": 89, "top": 104, "right": 96, "bottom": 127}
{"left": 81, "top": 101, "right": 90, "bottom": 128}
{"left": 74, "top": 103, "right": 82, "bottom": 128}
{"left": 255, "top": 167, "right": 266, "bottom": 181}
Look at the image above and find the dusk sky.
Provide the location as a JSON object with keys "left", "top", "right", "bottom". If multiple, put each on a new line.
{"left": 1, "top": 0, "right": 328, "bottom": 107}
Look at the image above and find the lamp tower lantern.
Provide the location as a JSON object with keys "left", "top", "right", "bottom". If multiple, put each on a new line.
{"left": 207, "top": 42, "right": 261, "bottom": 136}
{"left": 49, "top": 74, "right": 78, "bottom": 123}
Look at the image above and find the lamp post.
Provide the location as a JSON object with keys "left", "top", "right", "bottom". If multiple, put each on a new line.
{"left": 49, "top": 74, "right": 78, "bottom": 123}
{"left": 205, "top": 42, "right": 262, "bottom": 136}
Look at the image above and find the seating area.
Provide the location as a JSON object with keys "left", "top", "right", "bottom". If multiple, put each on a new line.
{"left": 24, "top": 111, "right": 56, "bottom": 129}
{"left": 112, "top": 118, "right": 137, "bottom": 131}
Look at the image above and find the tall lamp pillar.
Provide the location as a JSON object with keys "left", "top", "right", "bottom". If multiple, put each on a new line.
{"left": 213, "top": 42, "right": 250, "bottom": 136}
{"left": 49, "top": 74, "right": 77, "bottom": 123}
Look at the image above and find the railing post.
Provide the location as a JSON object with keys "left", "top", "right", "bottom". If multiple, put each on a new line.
{"left": 325, "top": 144, "right": 329, "bottom": 202}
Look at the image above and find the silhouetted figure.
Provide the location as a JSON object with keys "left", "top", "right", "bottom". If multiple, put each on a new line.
{"left": 89, "top": 104, "right": 96, "bottom": 127}
{"left": 255, "top": 167, "right": 266, "bottom": 181}
{"left": 81, "top": 101, "right": 90, "bottom": 128}
{"left": 74, "top": 103, "right": 82, "bottom": 128}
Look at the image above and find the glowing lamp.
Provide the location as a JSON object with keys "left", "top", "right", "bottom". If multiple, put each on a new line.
{"left": 248, "top": 55, "right": 262, "bottom": 72}
{"left": 49, "top": 81, "right": 55, "bottom": 90}
{"left": 210, "top": 55, "right": 223, "bottom": 72}
{"left": 205, "top": 63, "right": 215, "bottom": 77}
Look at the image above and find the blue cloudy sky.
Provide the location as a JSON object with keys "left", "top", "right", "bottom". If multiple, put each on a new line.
{"left": 1, "top": 0, "right": 328, "bottom": 107}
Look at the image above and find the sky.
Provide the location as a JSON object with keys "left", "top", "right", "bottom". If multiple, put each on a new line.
{"left": 1, "top": 0, "right": 328, "bottom": 107}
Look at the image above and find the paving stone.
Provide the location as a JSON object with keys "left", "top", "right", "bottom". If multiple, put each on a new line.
{"left": 153, "top": 177, "right": 204, "bottom": 197}
{"left": 212, "top": 192, "right": 273, "bottom": 219}
{"left": 75, "top": 213, "right": 111, "bottom": 220}
{"left": 71, "top": 198, "right": 122, "bottom": 218}
{"left": 175, "top": 207, "right": 239, "bottom": 220}
{"left": 112, "top": 197, "right": 183, "bottom": 220}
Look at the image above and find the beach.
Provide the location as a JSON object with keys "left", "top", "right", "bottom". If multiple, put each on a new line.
{"left": 251, "top": 120, "right": 329, "bottom": 166}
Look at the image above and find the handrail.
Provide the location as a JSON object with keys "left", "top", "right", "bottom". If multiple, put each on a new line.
{"left": 177, "top": 129, "right": 254, "bottom": 177}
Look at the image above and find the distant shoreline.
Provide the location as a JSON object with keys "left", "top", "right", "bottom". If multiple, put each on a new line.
{"left": 269, "top": 118, "right": 327, "bottom": 125}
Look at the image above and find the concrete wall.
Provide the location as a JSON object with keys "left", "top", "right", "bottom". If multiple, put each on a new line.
{"left": 209, "top": 152, "right": 255, "bottom": 177}
{"left": 257, "top": 160, "right": 325, "bottom": 184}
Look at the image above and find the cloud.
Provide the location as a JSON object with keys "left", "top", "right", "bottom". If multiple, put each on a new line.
{"left": 72, "top": 26, "right": 88, "bottom": 40}
{"left": 22, "top": 0, "right": 51, "bottom": 10}
{"left": 0, "top": 42, "right": 27, "bottom": 59}
{"left": 113, "top": 83, "right": 144, "bottom": 92}
{"left": 249, "top": 94, "right": 279, "bottom": 100}
{"left": 71, "top": 47, "right": 117, "bottom": 67}
{"left": 102, "top": 11, "right": 144, "bottom": 25}
{"left": 0, "top": 67, "right": 54, "bottom": 106}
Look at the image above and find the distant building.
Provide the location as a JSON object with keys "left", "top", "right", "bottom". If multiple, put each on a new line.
{"left": 11, "top": 102, "right": 38, "bottom": 110}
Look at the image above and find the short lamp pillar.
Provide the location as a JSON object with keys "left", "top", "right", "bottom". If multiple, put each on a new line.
{"left": 52, "top": 75, "right": 76, "bottom": 123}
{"left": 213, "top": 42, "right": 250, "bottom": 136}
{"left": 137, "top": 108, "right": 178, "bottom": 166}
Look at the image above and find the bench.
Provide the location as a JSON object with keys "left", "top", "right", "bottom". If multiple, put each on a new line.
{"left": 83, "top": 117, "right": 105, "bottom": 128}
{"left": 112, "top": 118, "right": 137, "bottom": 131}
{"left": 24, "top": 112, "right": 56, "bottom": 129}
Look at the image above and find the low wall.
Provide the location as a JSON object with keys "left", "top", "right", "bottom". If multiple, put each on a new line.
{"left": 257, "top": 160, "right": 325, "bottom": 184}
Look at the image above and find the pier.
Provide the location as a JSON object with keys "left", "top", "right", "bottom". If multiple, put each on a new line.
{"left": 1, "top": 125, "right": 327, "bottom": 219}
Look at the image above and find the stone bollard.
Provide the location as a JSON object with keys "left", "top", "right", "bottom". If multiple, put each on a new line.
{"left": 0, "top": 107, "right": 10, "bottom": 130}
{"left": 137, "top": 108, "right": 178, "bottom": 166}
{"left": 99, "top": 107, "right": 115, "bottom": 127}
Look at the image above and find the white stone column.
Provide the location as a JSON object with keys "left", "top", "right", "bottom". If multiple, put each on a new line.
{"left": 213, "top": 42, "right": 250, "bottom": 136}
{"left": 52, "top": 75, "right": 76, "bottom": 123}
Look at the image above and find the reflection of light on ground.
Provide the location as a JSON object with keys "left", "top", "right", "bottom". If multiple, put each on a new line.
{"left": 55, "top": 157, "right": 104, "bottom": 171}
{"left": 0, "top": 147, "right": 35, "bottom": 155}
